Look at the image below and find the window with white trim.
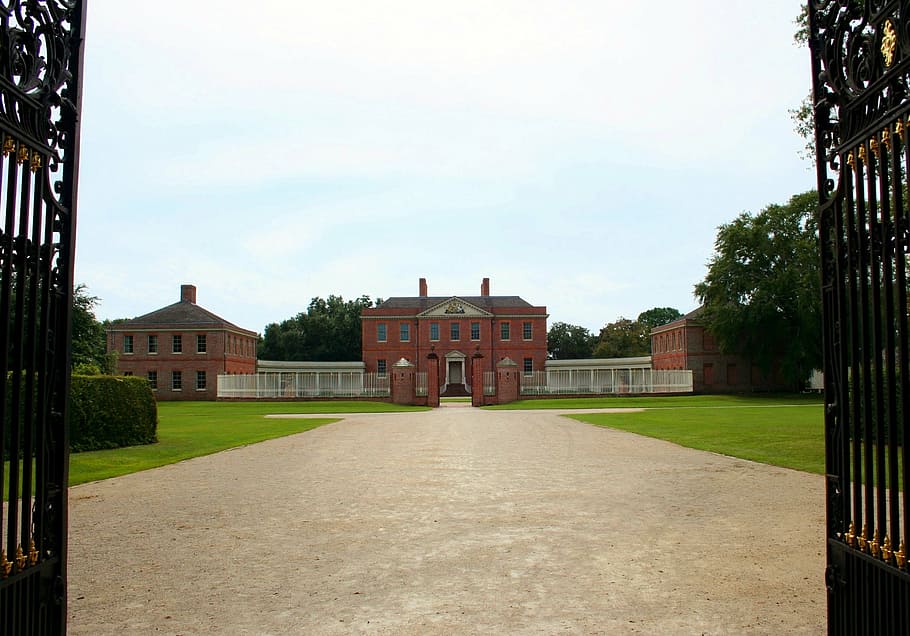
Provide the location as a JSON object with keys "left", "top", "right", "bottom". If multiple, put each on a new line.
{"left": 123, "top": 335, "right": 134, "bottom": 354}
{"left": 148, "top": 335, "right": 158, "bottom": 354}
{"left": 399, "top": 322, "right": 410, "bottom": 342}
{"left": 470, "top": 322, "right": 480, "bottom": 340}
{"left": 147, "top": 370, "right": 157, "bottom": 390}
{"left": 523, "top": 358, "right": 533, "bottom": 375}
{"left": 171, "top": 370, "right": 182, "bottom": 390}
{"left": 430, "top": 322, "right": 439, "bottom": 341}
{"left": 450, "top": 322, "right": 460, "bottom": 340}
{"left": 523, "top": 322, "right": 532, "bottom": 340}
{"left": 500, "top": 322, "right": 510, "bottom": 341}
{"left": 172, "top": 334, "right": 182, "bottom": 353}
{"left": 377, "top": 359, "right": 387, "bottom": 377}
{"left": 377, "top": 323, "right": 387, "bottom": 342}
{"left": 197, "top": 334, "right": 207, "bottom": 353}
{"left": 196, "top": 370, "right": 206, "bottom": 390}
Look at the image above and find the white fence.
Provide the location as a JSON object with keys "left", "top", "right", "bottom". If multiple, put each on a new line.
{"left": 520, "top": 368, "right": 693, "bottom": 396}
{"left": 415, "top": 372, "right": 428, "bottom": 397}
{"left": 218, "top": 372, "right": 390, "bottom": 399}
{"left": 483, "top": 371, "right": 496, "bottom": 396}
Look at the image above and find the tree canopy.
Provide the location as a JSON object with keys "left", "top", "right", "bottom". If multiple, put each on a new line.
{"left": 590, "top": 307, "right": 682, "bottom": 359}
{"left": 258, "top": 295, "right": 377, "bottom": 361}
{"left": 694, "top": 190, "right": 821, "bottom": 388}
{"left": 546, "top": 322, "right": 595, "bottom": 359}
{"left": 71, "top": 284, "right": 117, "bottom": 374}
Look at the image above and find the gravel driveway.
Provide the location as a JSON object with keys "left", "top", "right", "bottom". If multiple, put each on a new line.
{"left": 67, "top": 406, "right": 826, "bottom": 635}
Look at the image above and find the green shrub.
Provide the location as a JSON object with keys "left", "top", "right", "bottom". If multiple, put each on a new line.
{"left": 68, "top": 375, "right": 158, "bottom": 452}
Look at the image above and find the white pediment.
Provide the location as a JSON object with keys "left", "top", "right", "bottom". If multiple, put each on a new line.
{"left": 418, "top": 297, "right": 492, "bottom": 318}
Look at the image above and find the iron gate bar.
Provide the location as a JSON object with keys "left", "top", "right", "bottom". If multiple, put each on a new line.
{"left": 811, "top": 1, "right": 910, "bottom": 632}
{"left": 0, "top": 1, "right": 85, "bottom": 633}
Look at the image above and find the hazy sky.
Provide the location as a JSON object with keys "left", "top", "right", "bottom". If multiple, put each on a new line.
{"left": 76, "top": 1, "right": 814, "bottom": 333}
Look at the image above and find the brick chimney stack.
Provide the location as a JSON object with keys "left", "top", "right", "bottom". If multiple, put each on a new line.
{"left": 419, "top": 278, "right": 428, "bottom": 297}
{"left": 481, "top": 278, "right": 490, "bottom": 297}
{"left": 181, "top": 284, "right": 197, "bottom": 304}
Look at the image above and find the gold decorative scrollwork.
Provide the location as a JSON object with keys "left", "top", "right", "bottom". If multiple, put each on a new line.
{"left": 871, "top": 529, "right": 881, "bottom": 558}
{"left": 2, "top": 135, "right": 15, "bottom": 156}
{"left": 30, "top": 150, "right": 42, "bottom": 172}
{"left": 898, "top": 119, "right": 907, "bottom": 142}
{"left": 859, "top": 524, "right": 869, "bottom": 551}
{"left": 882, "top": 128, "right": 892, "bottom": 150}
{"left": 897, "top": 542, "right": 907, "bottom": 569}
{"left": 15, "top": 546, "right": 26, "bottom": 572}
{"left": 882, "top": 19, "right": 898, "bottom": 68}
{"left": 859, "top": 145, "right": 868, "bottom": 166}
{"left": 17, "top": 144, "right": 29, "bottom": 165}
{"left": 870, "top": 136, "right": 881, "bottom": 157}
{"left": 28, "top": 540, "right": 38, "bottom": 567}
{"left": 846, "top": 151, "right": 856, "bottom": 170}
{"left": 882, "top": 535, "right": 893, "bottom": 563}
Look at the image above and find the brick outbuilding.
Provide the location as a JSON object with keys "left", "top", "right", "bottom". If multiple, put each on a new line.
{"left": 106, "top": 285, "right": 258, "bottom": 400}
{"left": 361, "top": 278, "right": 548, "bottom": 396}
{"left": 650, "top": 307, "right": 788, "bottom": 393}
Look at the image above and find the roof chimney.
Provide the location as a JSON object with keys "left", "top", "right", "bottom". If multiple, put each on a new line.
{"left": 181, "top": 284, "right": 197, "bottom": 304}
{"left": 481, "top": 277, "right": 490, "bottom": 297}
{"left": 419, "top": 277, "right": 428, "bottom": 297}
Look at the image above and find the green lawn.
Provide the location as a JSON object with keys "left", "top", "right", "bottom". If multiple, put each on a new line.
{"left": 4, "top": 400, "right": 427, "bottom": 492}
{"left": 485, "top": 393, "right": 824, "bottom": 410}
{"left": 549, "top": 394, "right": 826, "bottom": 474}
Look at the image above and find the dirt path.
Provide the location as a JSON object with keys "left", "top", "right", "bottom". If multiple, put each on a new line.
{"left": 67, "top": 407, "right": 826, "bottom": 635}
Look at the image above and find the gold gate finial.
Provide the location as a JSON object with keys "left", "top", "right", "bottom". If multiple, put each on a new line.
{"left": 883, "top": 19, "right": 898, "bottom": 67}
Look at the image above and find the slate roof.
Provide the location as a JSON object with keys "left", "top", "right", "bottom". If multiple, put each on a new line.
{"left": 374, "top": 295, "right": 535, "bottom": 311}
{"left": 115, "top": 300, "right": 254, "bottom": 334}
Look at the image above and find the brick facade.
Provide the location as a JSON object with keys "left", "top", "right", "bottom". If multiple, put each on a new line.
{"left": 650, "top": 307, "right": 788, "bottom": 393}
{"left": 107, "top": 285, "right": 258, "bottom": 401}
{"left": 361, "top": 278, "right": 548, "bottom": 395}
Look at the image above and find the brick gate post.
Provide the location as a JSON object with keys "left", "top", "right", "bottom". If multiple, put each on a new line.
{"left": 496, "top": 356, "right": 520, "bottom": 405}
{"left": 390, "top": 357, "right": 416, "bottom": 405}
{"left": 471, "top": 352, "right": 485, "bottom": 407}
{"left": 426, "top": 352, "right": 440, "bottom": 408}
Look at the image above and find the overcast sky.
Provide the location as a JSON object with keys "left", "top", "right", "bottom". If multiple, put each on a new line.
{"left": 76, "top": 1, "right": 814, "bottom": 333}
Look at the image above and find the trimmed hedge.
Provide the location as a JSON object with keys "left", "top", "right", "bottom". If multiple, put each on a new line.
{"left": 69, "top": 375, "right": 158, "bottom": 452}
{"left": 4, "top": 374, "right": 157, "bottom": 457}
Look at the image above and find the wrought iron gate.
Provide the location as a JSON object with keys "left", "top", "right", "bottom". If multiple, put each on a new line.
{"left": 810, "top": 2, "right": 910, "bottom": 633}
{"left": 0, "top": 1, "right": 85, "bottom": 634}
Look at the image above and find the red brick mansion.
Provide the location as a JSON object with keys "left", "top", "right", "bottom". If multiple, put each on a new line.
{"left": 106, "top": 285, "right": 258, "bottom": 400}
{"left": 361, "top": 278, "right": 548, "bottom": 396}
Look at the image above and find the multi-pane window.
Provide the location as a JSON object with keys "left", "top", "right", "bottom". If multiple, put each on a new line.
{"left": 196, "top": 370, "right": 206, "bottom": 390}
{"left": 523, "top": 322, "right": 532, "bottom": 340}
{"left": 500, "top": 322, "right": 510, "bottom": 340}
{"left": 450, "top": 322, "right": 460, "bottom": 340}
{"left": 399, "top": 323, "right": 410, "bottom": 342}
{"left": 470, "top": 322, "right": 480, "bottom": 340}
{"left": 148, "top": 335, "right": 158, "bottom": 354}
{"left": 430, "top": 322, "right": 440, "bottom": 341}
{"left": 172, "top": 334, "right": 182, "bottom": 353}
{"left": 147, "top": 370, "right": 157, "bottom": 390}
{"left": 197, "top": 334, "right": 207, "bottom": 353}
{"left": 171, "top": 370, "right": 182, "bottom": 390}
{"left": 377, "top": 359, "right": 387, "bottom": 376}
{"left": 123, "top": 335, "right": 134, "bottom": 353}
{"left": 377, "top": 323, "right": 387, "bottom": 342}
{"left": 523, "top": 358, "right": 533, "bottom": 375}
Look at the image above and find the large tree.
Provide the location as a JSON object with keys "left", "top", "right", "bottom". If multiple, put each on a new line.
{"left": 694, "top": 190, "right": 821, "bottom": 389}
{"left": 636, "top": 307, "right": 682, "bottom": 331}
{"left": 259, "top": 295, "right": 377, "bottom": 361}
{"left": 546, "top": 322, "right": 595, "bottom": 359}
{"left": 71, "top": 284, "right": 115, "bottom": 373}
{"left": 593, "top": 318, "right": 649, "bottom": 359}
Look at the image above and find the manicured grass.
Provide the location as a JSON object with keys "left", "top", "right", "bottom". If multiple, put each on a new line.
{"left": 4, "top": 400, "right": 427, "bottom": 492}
{"left": 560, "top": 395, "right": 825, "bottom": 474}
{"left": 485, "top": 393, "right": 824, "bottom": 410}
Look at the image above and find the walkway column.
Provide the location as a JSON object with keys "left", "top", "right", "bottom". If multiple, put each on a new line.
{"left": 496, "top": 356, "right": 520, "bottom": 405}
{"left": 426, "top": 352, "right": 440, "bottom": 408}
{"left": 471, "top": 352, "right": 485, "bottom": 407}
{"left": 391, "top": 358, "right": 416, "bottom": 405}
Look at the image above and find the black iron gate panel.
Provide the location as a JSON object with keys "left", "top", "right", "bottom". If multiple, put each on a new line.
{"left": 810, "top": 1, "right": 910, "bottom": 633}
{"left": 0, "top": 2, "right": 85, "bottom": 634}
